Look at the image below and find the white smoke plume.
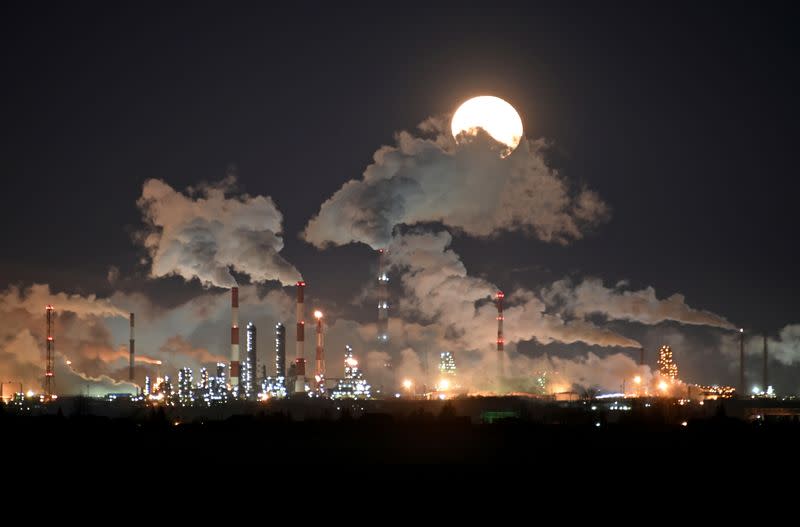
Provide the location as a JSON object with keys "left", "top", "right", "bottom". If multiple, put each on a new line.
{"left": 137, "top": 175, "right": 301, "bottom": 288}
{"left": 0, "top": 284, "right": 135, "bottom": 395}
{"left": 727, "top": 324, "right": 800, "bottom": 367}
{"left": 387, "top": 230, "right": 640, "bottom": 350}
{"left": 304, "top": 119, "right": 610, "bottom": 249}
{"left": 543, "top": 278, "right": 735, "bottom": 329}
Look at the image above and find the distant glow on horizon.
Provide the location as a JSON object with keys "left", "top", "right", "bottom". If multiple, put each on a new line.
{"left": 451, "top": 96, "right": 523, "bottom": 156}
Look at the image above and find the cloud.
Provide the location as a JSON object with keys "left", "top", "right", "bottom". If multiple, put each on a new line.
{"left": 304, "top": 119, "right": 610, "bottom": 249}
{"left": 0, "top": 283, "right": 127, "bottom": 319}
{"left": 136, "top": 175, "right": 301, "bottom": 288}
{"left": 387, "top": 230, "right": 640, "bottom": 351}
{"left": 543, "top": 278, "right": 736, "bottom": 329}
{"left": 0, "top": 284, "right": 136, "bottom": 395}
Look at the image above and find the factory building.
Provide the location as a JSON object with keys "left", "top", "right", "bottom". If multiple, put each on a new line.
{"left": 178, "top": 367, "right": 194, "bottom": 406}
{"left": 331, "top": 345, "right": 371, "bottom": 399}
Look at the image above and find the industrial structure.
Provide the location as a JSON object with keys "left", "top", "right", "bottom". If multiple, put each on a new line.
{"left": 244, "top": 322, "right": 257, "bottom": 400}
{"left": 377, "top": 249, "right": 389, "bottom": 344}
{"left": 313, "top": 310, "right": 325, "bottom": 393}
{"left": 657, "top": 345, "right": 678, "bottom": 380}
{"left": 128, "top": 313, "right": 135, "bottom": 382}
{"left": 44, "top": 305, "right": 55, "bottom": 400}
{"left": 331, "top": 345, "right": 371, "bottom": 399}
{"left": 275, "top": 322, "right": 286, "bottom": 383}
{"left": 739, "top": 328, "right": 745, "bottom": 395}
{"left": 230, "top": 287, "right": 240, "bottom": 391}
{"left": 440, "top": 352, "right": 456, "bottom": 377}
{"left": 763, "top": 334, "right": 768, "bottom": 394}
{"left": 294, "top": 281, "right": 306, "bottom": 394}
{"left": 495, "top": 291, "right": 504, "bottom": 380}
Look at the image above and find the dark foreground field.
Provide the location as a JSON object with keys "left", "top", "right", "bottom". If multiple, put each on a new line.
{"left": 4, "top": 408, "right": 800, "bottom": 467}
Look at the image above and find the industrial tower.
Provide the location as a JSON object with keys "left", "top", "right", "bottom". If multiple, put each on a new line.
{"left": 377, "top": 249, "right": 389, "bottom": 344}
{"left": 230, "top": 287, "right": 240, "bottom": 392}
{"left": 294, "top": 281, "right": 306, "bottom": 394}
{"left": 129, "top": 313, "right": 135, "bottom": 381}
{"left": 495, "top": 291, "right": 504, "bottom": 382}
{"left": 45, "top": 305, "right": 55, "bottom": 399}
{"left": 314, "top": 310, "right": 325, "bottom": 391}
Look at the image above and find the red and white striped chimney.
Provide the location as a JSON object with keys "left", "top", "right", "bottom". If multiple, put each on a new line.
{"left": 294, "top": 281, "right": 306, "bottom": 393}
{"left": 129, "top": 313, "right": 135, "bottom": 382}
{"left": 230, "top": 286, "right": 240, "bottom": 390}
{"left": 314, "top": 310, "right": 325, "bottom": 383}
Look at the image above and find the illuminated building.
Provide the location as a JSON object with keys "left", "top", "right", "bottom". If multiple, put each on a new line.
{"left": 201, "top": 362, "right": 229, "bottom": 405}
{"left": 693, "top": 384, "right": 736, "bottom": 400}
{"left": 657, "top": 345, "right": 678, "bottom": 380}
{"left": 243, "top": 322, "right": 257, "bottom": 400}
{"left": 178, "top": 367, "right": 194, "bottom": 406}
{"left": 144, "top": 375, "right": 152, "bottom": 396}
{"left": 331, "top": 345, "right": 371, "bottom": 399}
{"left": 439, "top": 351, "right": 456, "bottom": 377}
{"left": 257, "top": 323, "right": 288, "bottom": 399}
{"left": 275, "top": 323, "right": 286, "bottom": 380}
{"left": 200, "top": 367, "right": 209, "bottom": 391}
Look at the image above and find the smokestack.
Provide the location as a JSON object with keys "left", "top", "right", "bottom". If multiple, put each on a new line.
{"left": 45, "top": 305, "right": 54, "bottom": 400}
{"left": 129, "top": 313, "right": 135, "bottom": 382}
{"left": 377, "top": 249, "right": 389, "bottom": 345}
{"left": 314, "top": 310, "right": 325, "bottom": 389}
{"left": 294, "top": 281, "right": 306, "bottom": 393}
{"left": 639, "top": 347, "right": 644, "bottom": 366}
{"left": 763, "top": 334, "right": 768, "bottom": 392}
{"left": 739, "top": 328, "right": 745, "bottom": 396}
{"left": 230, "top": 287, "right": 240, "bottom": 391}
{"left": 496, "top": 291, "right": 504, "bottom": 382}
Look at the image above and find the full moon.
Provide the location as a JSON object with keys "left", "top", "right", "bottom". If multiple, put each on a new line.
{"left": 451, "top": 95, "right": 523, "bottom": 156}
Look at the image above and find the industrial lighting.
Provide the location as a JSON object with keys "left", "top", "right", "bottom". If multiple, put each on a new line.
{"left": 314, "top": 310, "right": 323, "bottom": 319}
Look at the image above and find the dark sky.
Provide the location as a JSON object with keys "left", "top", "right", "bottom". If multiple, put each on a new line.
{"left": 2, "top": 3, "right": 799, "bottom": 378}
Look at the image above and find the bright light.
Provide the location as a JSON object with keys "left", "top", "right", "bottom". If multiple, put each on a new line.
{"left": 313, "top": 310, "right": 323, "bottom": 319}
{"left": 402, "top": 379, "right": 413, "bottom": 390}
{"left": 66, "top": 360, "right": 72, "bottom": 366}
{"left": 633, "top": 375, "right": 642, "bottom": 384}
{"left": 681, "top": 421, "right": 688, "bottom": 427}
{"left": 439, "top": 379, "right": 451, "bottom": 391}
{"left": 658, "top": 381, "right": 668, "bottom": 392}
{"left": 451, "top": 96, "right": 523, "bottom": 156}
{"left": 752, "top": 386, "right": 761, "bottom": 394}
{"left": 26, "top": 390, "right": 35, "bottom": 397}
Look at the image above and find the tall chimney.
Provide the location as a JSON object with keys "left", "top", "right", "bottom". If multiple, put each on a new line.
{"left": 314, "top": 310, "right": 325, "bottom": 389}
{"left": 739, "top": 328, "right": 745, "bottom": 396}
{"left": 763, "top": 334, "right": 768, "bottom": 393}
{"left": 639, "top": 347, "right": 645, "bottom": 366}
{"left": 294, "top": 281, "right": 306, "bottom": 393}
{"left": 45, "top": 305, "right": 55, "bottom": 400}
{"left": 377, "top": 249, "right": 389, "bottom": 345}
{"left": 129, "top": 313, "right": 135, "bottom": 381}
{"left": 496, "top": 291, "right": 504, "bottom": 383}
{"left": 230, "top": 287, "right": 240, "bottom": 391}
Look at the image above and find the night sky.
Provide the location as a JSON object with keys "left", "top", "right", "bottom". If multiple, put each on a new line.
{"left": 2, "top": 3, "right": 799, "bottom": 392}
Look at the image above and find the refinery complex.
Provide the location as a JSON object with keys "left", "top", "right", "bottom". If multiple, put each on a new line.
{"left": 3, "top": 251, "right": 798, "bottom": 427}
